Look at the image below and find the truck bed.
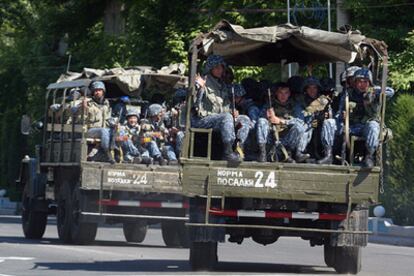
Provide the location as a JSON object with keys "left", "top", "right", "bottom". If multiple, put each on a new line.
{"left": 180, "top": 158, "right": 380, "bottom": 204}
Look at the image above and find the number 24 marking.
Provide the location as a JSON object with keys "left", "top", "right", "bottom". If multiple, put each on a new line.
{"left": 254, "top": 171, "right": 277, "bottom": 188}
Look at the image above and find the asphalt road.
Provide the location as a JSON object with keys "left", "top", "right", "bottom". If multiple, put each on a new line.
{"left": 0, "top": 215, "right": 413, "bottom": 275}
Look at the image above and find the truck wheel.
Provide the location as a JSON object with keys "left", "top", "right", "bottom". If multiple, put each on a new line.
{"left": 190, "top": 241, "right": 218, "bottom": 271}
{"left": 323, "top": 244, "right": 335, "bottom": 267}
{"left": 21, "top": 189, "right": 47, "bottom": 239}
{"left": 332, "top": 246, "right": 361, "bottom": 274}
{"left": 56, "top": 184, "right": 72, "bottom": 243}
{"left": 161, "top": 221, "right": 189, "bottom": 248}
{"left": 70, "top": 187, "right": 97, "bottom": 245}
{"left": 123, "top": 222, "right": 147, "bottom": 243}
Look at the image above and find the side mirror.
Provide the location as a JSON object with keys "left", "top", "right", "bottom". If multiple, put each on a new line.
{"left": 34, "top": 121, "right": 44, "bottom": 130}
{"left": 21, "top": 115, "right": 31, "bottom": 135}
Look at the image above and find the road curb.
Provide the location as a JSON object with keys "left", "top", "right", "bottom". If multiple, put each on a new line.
{"left": 369, "top": 217, "right": 414, "bottom": 247}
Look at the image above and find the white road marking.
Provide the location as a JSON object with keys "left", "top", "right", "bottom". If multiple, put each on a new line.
{"left": 0, "top": 256, "right": 34, "bottom": 263}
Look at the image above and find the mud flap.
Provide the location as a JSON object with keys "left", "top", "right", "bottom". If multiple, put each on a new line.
{"left": 189, "top": 197, "right": 225, "bottom": 243}
{"left": 330, "top": 209, "right": 368, "bottom": 247}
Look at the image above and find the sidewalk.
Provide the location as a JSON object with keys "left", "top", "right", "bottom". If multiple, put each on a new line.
{"left": 369, "top": 217, "right": 414, "bottom": 247}
{"left": 0, "top": 197, "right": 18, "bottom": 215}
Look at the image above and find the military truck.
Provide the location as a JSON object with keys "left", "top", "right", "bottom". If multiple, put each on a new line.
{"left": 181, "top": 20, "right": 390, "bottom": 274}
{"left": 17, "top": 65, "right": 189, "bottom": 247}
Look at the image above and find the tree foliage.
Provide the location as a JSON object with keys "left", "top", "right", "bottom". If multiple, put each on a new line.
{"left": 0, "top": 0, "right": 414, "bottom": 224}
{"left": 382, "top": 94, "right": 414, "bottom": 225}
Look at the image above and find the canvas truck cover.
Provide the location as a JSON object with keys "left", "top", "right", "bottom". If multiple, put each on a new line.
{"left": 192, "top": 20, "right": 387, "bottom": 66}
{"left": 55, "top": 63, "right": 187, "bottom": 97}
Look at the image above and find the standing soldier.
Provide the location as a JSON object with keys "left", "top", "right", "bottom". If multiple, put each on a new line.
{"left": 193, "top": 54, "right": 241, "bottom": 162}
{"left": 339, "top": 68, "right": 394, "bottom": 167}
{"left": 294, "top": 77, "right": 337, "bottom": 164}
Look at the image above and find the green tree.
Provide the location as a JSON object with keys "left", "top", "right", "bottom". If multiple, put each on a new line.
{"left": 382, "top": 94, "right": 414, "bottom": 225}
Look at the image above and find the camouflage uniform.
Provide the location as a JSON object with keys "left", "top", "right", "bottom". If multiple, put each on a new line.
{"left": 294, "top": 96, "right": 337, "bottom": 152}
{"left": 144, "top": 104, "right": 177, "bottom": 164}
{"left": 118, "top": 111, "right": 151, "bottom": 163}
{"left": 192, "top": 55, "right": 240, "bottom": 162}
{"left": 337, "top": 68, "right": 394, "bottom": 166}
{"left": 294, "top": 77, "right": 337, "bottom": 164}
{"left": 257, "top": 99, "right": 306, "bottom": 154}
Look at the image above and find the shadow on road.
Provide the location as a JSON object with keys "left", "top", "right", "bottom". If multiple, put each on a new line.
{"left": 33, "top": 259, "right": 333, "bottom": 274}
{"left": 0, "top": 235, "right": 169, "bottom": 249}
{"left": 34, "top": 259, "right": 191, "bottom": 273}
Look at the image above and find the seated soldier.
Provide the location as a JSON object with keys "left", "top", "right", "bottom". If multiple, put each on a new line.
{"left": 167, "top": 88, "right": 187, "bottom": 159}
{"left": 112, "top": 95, "right": 131, "bottom": 124}
{"left": 193, "top": 54, "right": 241, "bottom": 162}
{"left": 72, "top": 81, "right": 114, "bottom": 163}
{"left": 257, "top": 83, "right": 308, "bottom": 163}
{"left": 294, "top": 76, "right": 337, "bottom": 164}
{"left": 230, "top": 84, "right": 255, "bottom": 157}
{"left": 337, "top": 68, "right": 394, "bottom": 167}
{"left": 141, "top": 103, "right": 177, "bottom": 165}
{"left": 118, "top": 110, "right": 152, "bottom": 164}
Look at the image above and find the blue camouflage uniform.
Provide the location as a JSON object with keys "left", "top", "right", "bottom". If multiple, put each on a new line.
{"left": 337, "top": 69, "right": 394, "bottom": 164}
{"left": 192, "top": 55, "right": 240, "bottom": 161}
{"left": 118, "top": 111, "right": 150, "bottom": 162}
{"left": 293, "top": 77, "right": 337, "bottom": 164}
{"left": 145, "top": 104, "right": 178, "bottom": 163}
{"left": 257, "top": 99, "right": 306, "bottom": 153}
{"left": 73, "top": 81, "right": 114, "bottom": 163}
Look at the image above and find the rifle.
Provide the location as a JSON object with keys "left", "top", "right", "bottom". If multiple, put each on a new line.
{"left": 341, "top": 87, "right": 350, "bottom": 165}
{"left": 267, "top": 89, "right": 288, "bottom": 162}
{"left": 231, "top": 86, "right": 244, "bottom": 159}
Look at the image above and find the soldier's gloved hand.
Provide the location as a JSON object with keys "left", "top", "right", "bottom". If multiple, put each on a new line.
{"left": 195, "top": 74, "right": 206, "bottom": 88}
{"left": 311, "top": 119, "right": 318, "bottom": 128}
{"left": 50, "top": 104, "right": 61, "bottom": 112}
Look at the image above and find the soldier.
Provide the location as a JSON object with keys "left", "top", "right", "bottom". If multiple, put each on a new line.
{"left": 112, "top": 95, "right": 131, "bottom": 124}
{"left": 339, "top": 68, "right": 394, "bottom": 167}
{"left": 193, "top": 54, "right": 241, "bottom": 162}
{"left": 72, "top": 81, "right": 114, "bottom": 163}
{"left": 294, "top": 77, "right": 337, "bottom": 164}
{"left": 117, "top": 110, "right": 152, "bottom": 164}
{"left": 257, "top": 83, "right": 308, "bottom": 163}
{"left": 142, "top": 103, "right": 178, "bottom": 165}
{"left": 169, "top": 88, "right": 187, "bottom": 158}
{"left": 230, "top": 84, "right": 255, "bottom": 156}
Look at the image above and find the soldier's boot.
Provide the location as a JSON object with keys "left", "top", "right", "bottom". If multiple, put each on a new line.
{"left": 168, "top": 160, "right": 178, "bottom": 165}
{"left": 285, "top": 151, "right": 296, "bottom": 163}
{"left": 257, "top": 143, "right": 267, "bottom": 162}
{"left": 363, "top": 149, "right": 375, "bottom": 168}
{"left": 223, "top": 142, "right": 242, "bottom": 163}
{"left": 106, "top": 150, "right": 115, "bottom": 165}
{"left": 155, "top": 156, "right": 166, "bottom": 166}
{"left": 317, "top": 146, "right": 333, "bottom": 165}
{"left": 295, "top": 150, "right": 310, "bottom": 163}
{"left": 132, "top": 156, "right": 142, "bottom": 164}
{"left": 141, "top": 156, "right": 153, "bottom": 165}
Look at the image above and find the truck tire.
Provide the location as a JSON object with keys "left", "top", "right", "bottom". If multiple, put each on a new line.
{"left": 56, "top": 184, "right": 72, "bottom": 243}
{"left": 70, "top": 187, "right": 97, "bottom": 245}
{"left": 323, "top": 244, "right": 335, "bottom": 267}
{"left": 21, "top": 189, "right": 47, "bottom": 239}
{"left": 123, "top": 222, "right": 147, "bottom": 243}
{"left": 332, "top": 246, "right": 362, "bottom": 274}
{"left": 161, "top": 221, "right": 189, "bottom": 248}
{"left": 189, "top": 241, "right": 218, "bottom": 271}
